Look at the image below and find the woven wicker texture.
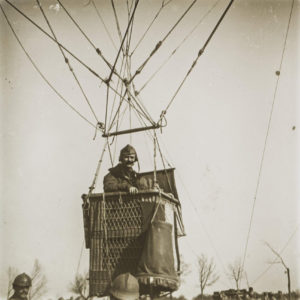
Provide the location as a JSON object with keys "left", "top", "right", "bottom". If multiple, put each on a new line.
{"left": 89, "top": 195, "right": 144, "bottom": 296}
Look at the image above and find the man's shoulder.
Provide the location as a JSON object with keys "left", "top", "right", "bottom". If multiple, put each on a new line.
{"left": 107, "top": 164, "right": 122, "bottom": 176}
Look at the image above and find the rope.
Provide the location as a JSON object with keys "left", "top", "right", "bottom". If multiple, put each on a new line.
{"left": 153, "top": 132, "right": 158, "bottom": 187}
{"left": 240, "top": 0, "right": 295, "bottom": 279}
{"left": 0, "top": 4, "right": 96, "bottom": 129}
{"left": 91, "top": 0, "right": 117, "bottom": 51}
{"left": 129, "top": 0, "right": 198, "bottom": 83}
{"left": 75, "top": 239, "right": 85, "bottom": 276}
{"left": 125, "top": 85, "right": 155, "bottom": 125}
{"left": 104, "top": 83, "right": 110, "bottom": 133}
{"left": 159, "top": 0, "right": 234, "bottom": 122}
{"left": 155, "top": 136, "right": 173, "bottom": 193}
{"left": 57, "top": 0, "right": 122, "bottom": 81}
{"left": 155, "top": 135, "right": 229, "bottom": 281}
{"left": 106, "top": 138, "right": 114, "bottom": 167}
{"left": 108, "top": 55, "right": 127, "bottom": 127}
{"left": 131, "top": 111, "right": 231, "bottom": 286}
{"left": 111, "top": 0, "right": 124, "bottom": 45}
{"left": 107, "top": 0, "right": 140, "bottom": 83}
{"left": 36, "top": 0, "right": 100, "bottom": 123}
{"left": 137, "top": 0, "right": 221, "bottom": 95}
{"left": 107, "top": 87, "right": 155, "bottom": 134}
{"left": 4, "top": 0, "right": 124, "bottom": 95}
{"left": 130, "top": 0, "right": 174, "bottom": 56}
{"left": 251, "top": 224, "right": 299, "bottom": 285}
{"left": 87, "top": 140, "right": 108, "bottom": 198}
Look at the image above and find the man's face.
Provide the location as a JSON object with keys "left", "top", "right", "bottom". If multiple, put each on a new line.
{"left": 121, "top": 154, "right": 136, "bottom": 168}
{"left": 15, "top": 286, "right": 30, "bottom": 299}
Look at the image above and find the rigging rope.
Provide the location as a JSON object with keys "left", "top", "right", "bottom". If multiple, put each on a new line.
{"left": 106, "top": 86, "right": 156, "bottom": 134}
{"left": 36, "top": 0, "right": 100, "bottom": 123}
{"left": 130, "top": 0, "right": 174, "bottom": 56}
{"left": 107, "top": 0, "right": 140, "bottom": 83}
{"left": 90, "top": 0, "right": 117, "bottom": 51}
{"left": 87, "top": 140, "right": 109, "bottom": 197}
{"left": 57, "top": 0, "right": 122, "bottom": 81}
{"left": 5, "top": 0, "right": 125, "bottom": 97}
{"left": 0, "top": 4, "right": 97, "bottom": 130}
{"left": 137, "top": 0, "right": 221, "bottom": 95}
{"left": 6, "top": 0, "right": 153, "bottom": 129}
{"left": 155, "top": 135, "right": 229, "bottom": 281}
{"left": 240, "top": 0, "right": 295, "bottom": 279}
{"left": 111, "top": 0, "right": 124, "bottom": 47}
{"left": 159, "top": 0, "right": 234, "bottom": 123}
{"left": 129, "top": 0, "right": 198, "bottom": 84}
{"left": 75, "top": 239, "right": 85, "bottom": 276}
{"left": 129, "top": 109, "right": 231, "bottom": 286}
{"left": 108, "top": 56, "right": 127, "bottom": 127}
{"left": 129, "top": 106, "right": 220, "bottom": 279}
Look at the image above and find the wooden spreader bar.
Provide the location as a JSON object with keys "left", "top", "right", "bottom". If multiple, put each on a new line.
{"left": 102, "top": 124, "right": 161, "bottom": 137}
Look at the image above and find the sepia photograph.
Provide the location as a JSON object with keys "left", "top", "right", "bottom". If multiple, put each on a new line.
{"left": 0, "top": 0, "right": 299, "bottom": 300}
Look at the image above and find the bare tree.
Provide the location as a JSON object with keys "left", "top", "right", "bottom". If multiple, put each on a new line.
{"left": 228, "top": 258, "right": 243, "bottom": 290}
{"left": 7, "top": 266, "right": 19, "bottom": 299}
{"left": 29, "top": 259, "right": 47, "bottom": 300}
{"left": 69, "top": 272, "right": 89, "bottom": 300}
{"left": 265, "top": 242, "right": 291, "bottom": 300}
{"left": 198, "top": 254, "right": 219, "bottom": 299}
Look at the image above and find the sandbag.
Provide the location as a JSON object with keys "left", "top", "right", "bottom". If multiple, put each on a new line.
{"left": 136, "top": 221, "right": 179, "bottom": 291}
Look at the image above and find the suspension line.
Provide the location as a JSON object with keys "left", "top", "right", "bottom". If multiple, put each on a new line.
{"left": 159, "top": 0, "right": 234, "bottom": 123}
{"left": 240, "top": 0, "right": 295, "bottom": 279}
{"left": 36, "top": 0, "right": 100, "bottom": 123}
{"left": 0, "top": 4, "right": 97, "bottom": 129}
{"left": 129, "top": 0, "right": 197, "bottom": 84}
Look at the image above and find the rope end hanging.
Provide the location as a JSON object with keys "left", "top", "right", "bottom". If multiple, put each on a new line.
{"left": 158, "top": 109, "right": 167, "bottom": 129}
{"left": 93, "top": 121, "right": 105, "bottom": 140}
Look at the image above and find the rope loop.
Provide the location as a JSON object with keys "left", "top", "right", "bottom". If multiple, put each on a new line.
{"left": 93, "top": 122, "right": 105, "bottom": 140}
{"left": 157, "top": 110, "right": 167, "bottom": 128}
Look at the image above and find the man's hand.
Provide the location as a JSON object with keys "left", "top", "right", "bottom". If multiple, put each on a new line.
{"left": 129, "top": 186, "right": 138, "bottom": 194}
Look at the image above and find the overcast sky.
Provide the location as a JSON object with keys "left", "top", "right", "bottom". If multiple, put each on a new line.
{"left": 1, "top": 0, "right": 300, "bottom": 299}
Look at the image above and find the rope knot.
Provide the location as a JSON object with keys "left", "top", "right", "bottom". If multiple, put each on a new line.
{"left": 123, "top": 78, "right": 129, "bottom": 86}
{"left": 155, "top": 41, "right": 162, "bottom": 50}
{"left": 160, "top": 110, "right": 166, "bottom": 119}
{"left": 198, "top": 48, "right": 204, "bottom": 57}
{"left": 104, "top": 78, "right": 110, "bottom": 85}
{"left": 97, "top": 122, "right": 105, "bottom": 130}
{"left": 64, "top": 57, "right": 69, "bottom": 64}
{"left": 96, "top": 48, "right": 101, "bottom": 55}
{"left": 93, "top": 122, "right": 105, "bottom": 140}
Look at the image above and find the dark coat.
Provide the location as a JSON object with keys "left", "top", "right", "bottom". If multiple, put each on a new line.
{"left": 9, "top": 295, "right": 27, "bottom": 300}
{"left": 103, "top": 163, "right": 139, "bottom": 192}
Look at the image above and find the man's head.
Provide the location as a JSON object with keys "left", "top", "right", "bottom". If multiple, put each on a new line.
{"left": 119, "top": 145, "right": 138, "bottom": 169}
{"left": 13, "top": 273, "right": 32, "bottom": 299}
{"left": 110, "top": 273, "right": 139, "bottom": 300}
